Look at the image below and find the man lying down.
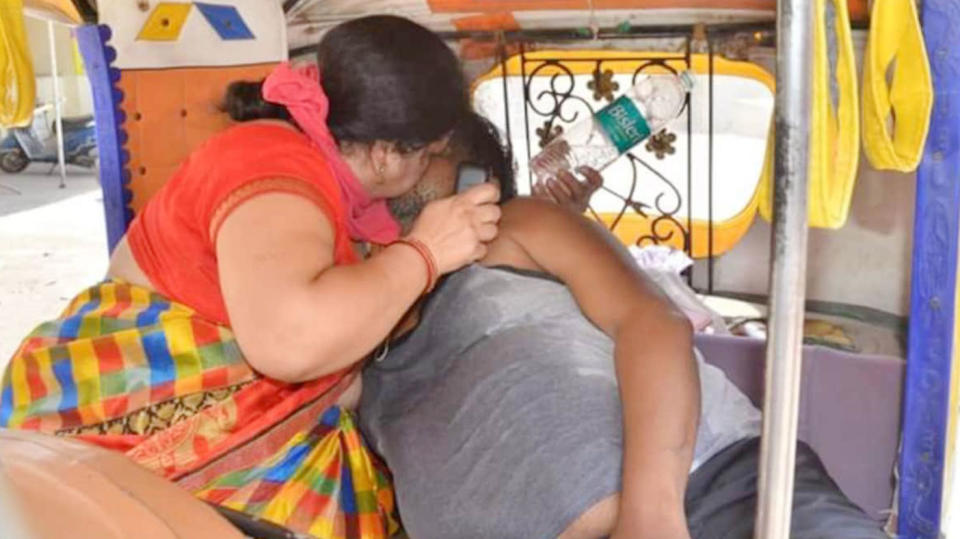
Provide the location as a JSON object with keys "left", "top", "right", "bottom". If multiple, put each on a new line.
{"left": 359, "top": 113, "right": 887, "bottom": 539}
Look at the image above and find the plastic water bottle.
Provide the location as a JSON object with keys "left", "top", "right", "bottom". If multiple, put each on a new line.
{"left": 530, "top": 71, "right": 694, "bottom": 183}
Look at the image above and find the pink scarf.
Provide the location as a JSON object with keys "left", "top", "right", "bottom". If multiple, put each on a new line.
{"left": 262, "top": 63, "right": 400, "bottom": 244}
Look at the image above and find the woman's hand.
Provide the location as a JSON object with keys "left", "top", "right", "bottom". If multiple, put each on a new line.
{"left": 532, "top": 166, "right": 604, "bottom": 213}
{"left": 408, "top": 182, "right": 501, "bottom": 274}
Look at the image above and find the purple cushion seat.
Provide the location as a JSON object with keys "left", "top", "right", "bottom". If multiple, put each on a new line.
{"left": 694, "top": 333, "right": 904, "bottom": 521}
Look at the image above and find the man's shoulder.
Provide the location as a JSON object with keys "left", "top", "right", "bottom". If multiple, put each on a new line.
{"left": 502, "top": 196, "right": 568, "bottom": 222}
{"left": 500, "top": 196, "right": 594, "bottom": 237}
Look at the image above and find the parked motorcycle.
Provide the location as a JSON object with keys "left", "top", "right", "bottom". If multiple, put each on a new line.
{"left": 0, "top": 104, "right": 98, "bottom": 173}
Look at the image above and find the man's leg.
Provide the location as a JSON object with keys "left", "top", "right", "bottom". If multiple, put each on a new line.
{"left": 685, "top": 438, "right": 761, "bottom": 538}
{"left": 789, "top": 442, "right": 888, "bottom": 539}
{"left": 685, "top": 437, "right": 888, "bottom": 539}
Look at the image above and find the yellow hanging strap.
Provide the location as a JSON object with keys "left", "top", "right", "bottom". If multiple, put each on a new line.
{"left": 861, "top": 0, "right": 933, "bottom": 172}
{"left": 760, "top": 0, "right": 860, "bottom": 229}
{"left": 0, "top": 0, "right": 35, "bottom": 127}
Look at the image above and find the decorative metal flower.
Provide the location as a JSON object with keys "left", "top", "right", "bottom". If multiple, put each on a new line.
{"left": 645, "top": 130, "right": 677, "bottom": 159}
{"left": 536, "top": 121, "right": 564, "bottom": 148}
{"left": 587, "top": 68, "right": 619, "bottom": 102}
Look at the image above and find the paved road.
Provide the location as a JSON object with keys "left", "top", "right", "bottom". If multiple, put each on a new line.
{"left": 0, "top": 165, "right": 107, "bottom": 366}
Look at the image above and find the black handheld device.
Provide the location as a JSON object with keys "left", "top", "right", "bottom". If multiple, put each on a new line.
{"left": 456, "top": 162, "right": 489, "bottom": 193}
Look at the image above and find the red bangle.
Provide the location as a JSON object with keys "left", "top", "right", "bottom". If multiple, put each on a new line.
{"left": 391, "top": 237, "right": 439, "bottom": 295}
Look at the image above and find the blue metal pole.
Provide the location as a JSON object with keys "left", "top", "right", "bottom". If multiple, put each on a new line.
{"left": 75, "top": 24, "right": 131, "bottom": 254}
{"left": 899, "top": 1, "right": 960, "bottom": 537}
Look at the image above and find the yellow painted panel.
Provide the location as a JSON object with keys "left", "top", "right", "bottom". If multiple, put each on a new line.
{"left": 137, "top": 3, "right": 193, "bottom": 42}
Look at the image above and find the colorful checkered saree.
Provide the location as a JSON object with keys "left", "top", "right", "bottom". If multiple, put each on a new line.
{"left": 0, "top": 281, "right": 399, "bottom": 538}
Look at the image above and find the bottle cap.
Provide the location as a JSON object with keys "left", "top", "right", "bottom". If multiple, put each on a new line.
{"left": 679, "top": 70, "right": 695, "bottom": 92}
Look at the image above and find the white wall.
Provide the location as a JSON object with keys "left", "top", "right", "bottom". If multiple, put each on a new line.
{"left": 699, "top": 160, "right": 915, "bottom": 316}
{"left": 33, "top": 75, "right": 93, "bottom": 118}
{"left": 24, "top": 18, "right": 76, "bottom": 77}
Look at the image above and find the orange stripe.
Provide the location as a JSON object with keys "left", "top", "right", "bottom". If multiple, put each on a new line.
{"left": 453, "top": 12, "right": 523, "bottom": 60}
{"left": 430, "top": 0, "right": 585, "bottom": 11}
{"left": 102, "top": 283, "right": 132, "bottom": 319}
{"left": 595, "top": 0, "right": 774, "bottom": 8}
{"left": 93, "top": 336, "right": 125, "bottom": 374}
{"left": 433, "top": 0, "right": 867, "bottom": 20}
{"left": 452, "top": 12, "right": 521, "bottom": 31}
{"left": 429, "top": 0, "right": 775, "bottom": 13}
{"left": 22, "top": 352, "right": 48, "bottom": 401}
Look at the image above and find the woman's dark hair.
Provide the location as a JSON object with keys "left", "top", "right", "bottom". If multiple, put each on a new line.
{"left": 453, "top": 112, "right": 517, "bottom": 203}
{"left": 223, "top": 79, "right": 291, "bottom": 122}
{"left": 223, "top": 15, "right": 467, "bottom": 150}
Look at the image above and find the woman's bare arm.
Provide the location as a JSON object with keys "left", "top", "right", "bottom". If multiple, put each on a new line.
{"left": 482, "top": 197, "right": 699, "bottom": 538}
{"left": 217, "top": 184, "right": 499, "bottom": 383}
{"left": 216, "top": 193, "right": 428, "bottom": 382}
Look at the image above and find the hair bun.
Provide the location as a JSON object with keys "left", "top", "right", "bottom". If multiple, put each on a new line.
{"left": 222, "top": 80, "right": 290, "bottom": 122}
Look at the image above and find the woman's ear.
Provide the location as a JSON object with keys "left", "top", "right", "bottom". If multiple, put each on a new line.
{"left": 428, "top": 133, "right": 453, "bottom": 156}
{"left": 368, "top": 140, "right": 392, "bottom": 180}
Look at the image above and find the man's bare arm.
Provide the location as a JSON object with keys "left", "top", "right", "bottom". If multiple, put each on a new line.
{"left": 482, "top": 197, "right": 699, "bottom": 538}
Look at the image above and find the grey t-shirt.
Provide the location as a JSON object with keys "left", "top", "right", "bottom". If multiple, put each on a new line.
{"left": 359, "top": 265, "right": 760, "bottom": 538}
